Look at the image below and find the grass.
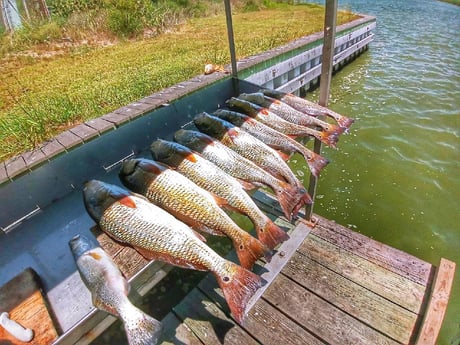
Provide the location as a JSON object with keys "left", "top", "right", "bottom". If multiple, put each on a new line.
{"left": 0, "top": 3, "right": 359, "bottom": 160}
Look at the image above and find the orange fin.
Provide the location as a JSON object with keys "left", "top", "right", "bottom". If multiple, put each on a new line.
{"left": 134, "top": 245, "right": 208, "bottom": 271}
{"left": 303, "top": 151, "right": 329, "bottom": 178}
{"left": 233, "top": 233, "right": 273, "bottom": 269}
{"left": 336, "top": 115, "right": 354, "bottom": 130}
{"left": 119, "top": 196, "right": 137, "bottom": 208}
{"left": 215, "top": 262, "right": 266, "bottom": 325}
{"left": 256, "top": 219, "right": 290, "bottom": 250}
{"left": 237, "top": 179, "right": 258, "bottom": 191}
{"left": 319, "top": 130, "right": 339, "bottom": 148}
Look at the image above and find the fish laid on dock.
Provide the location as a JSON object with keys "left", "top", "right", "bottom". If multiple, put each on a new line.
{"left": 69, "top": 234, "right": 163, "bottom": 345}
{"left": 226, "top": 97, "right": 339, "bottom": 148}
{"left": 193, "top": 113, "right": 311, "bottom": 206}
{"left": 150, "top": 139, "right": 289, "bottom": 249}
{"left": 174, "top": 129, "right": 304, "bottom": 221}
{"left": 260, "top": 88, "right": 354, "bottom": 130}
{"left": 119, "top": 158, "right": 272, "bottom": 269}
{"left": 213, "top": 109, "right": 329, "bottom": 177}
{"left": 238, "top": 92, "right": 344, "bottom": 136}
{"left": 82, "top": 180, "right": 266, "bottom": 325}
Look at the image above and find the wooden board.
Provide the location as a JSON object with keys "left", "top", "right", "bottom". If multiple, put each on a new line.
{"left": 0, "top": 268, "right": 58, "bottom": 345}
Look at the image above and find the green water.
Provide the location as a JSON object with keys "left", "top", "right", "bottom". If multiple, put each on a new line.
{"left": 299, "top": 1, "right": 459, "bottom": 343}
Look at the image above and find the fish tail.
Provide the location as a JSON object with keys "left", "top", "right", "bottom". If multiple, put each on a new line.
{"left": 274, "top": 181, "right": 307, "bottom": 221}
{"left": 256, "top": 218, "right": 289, "bottom": 250}
{"left": 327, "top": 123, "right": 346, "bottom": 136}
{"left": 121, "top": 303, "right": 163, "bottom": 345}
{"left": 336, "top": 115, "right": 354, "bottom": 131}
{"left": 318, "top": 130, "right": 339, "bottom": 148}
{"left": 234, "top": 233, "right": 274, "bottom": 269}
{"left": 301, "top": 149, "right": 329, "bottom": 178}
{"left": 216, "top": 261, "right": 266, "bottom": 325}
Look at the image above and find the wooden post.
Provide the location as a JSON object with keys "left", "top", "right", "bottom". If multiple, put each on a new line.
{"left": 224, "top": 0, "right": 238, "bottom": 78}
{"left": 305, "top": 0, "right": 337, "bottom": 221}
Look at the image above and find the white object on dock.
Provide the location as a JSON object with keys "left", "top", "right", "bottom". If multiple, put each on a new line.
{"left": 0, "top": 312, "right": 34, "bottom": 342}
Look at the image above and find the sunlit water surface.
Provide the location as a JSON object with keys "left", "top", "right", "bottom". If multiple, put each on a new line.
{"left": 297, "top": 1, "right": 459, "bottom": 343}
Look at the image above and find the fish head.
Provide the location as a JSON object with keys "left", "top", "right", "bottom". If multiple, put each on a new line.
{"left": 119, "top": 158, "right": 164, "bottom": 194}
{"left": 83, "top": 180, "right": 131, "bottom": 223}
{"left": 226, "top": 97, "right": 258, "bottom": 117}
{"left": 69, "top": 234, "right": 97, "bottom": 260}
{"left": 150, "top": 139, "right": 194, "bottom": 166}
{"left": 174, "top": 129, "right": 215, "bottom": 153}
{"left": 193, "top": 112, "right": 230, "bottom": 140}
{"left": 213, "top": 109, "right": 246, "bottom": 127}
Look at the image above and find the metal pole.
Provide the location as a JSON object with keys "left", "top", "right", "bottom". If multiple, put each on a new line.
{"left": 224, "top": 0, "right": 238, "bottom": 78}
{"left": 305, "top": 0, "right": 338, "bottom": 221}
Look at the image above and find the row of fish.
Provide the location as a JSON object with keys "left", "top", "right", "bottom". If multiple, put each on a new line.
{"left": 69, "top": 89, "right": 353, "bottom": 344}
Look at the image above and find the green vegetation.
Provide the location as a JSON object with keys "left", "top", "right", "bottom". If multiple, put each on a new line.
{"left": 0, "top": 1, "right": 359, "bottom": 160}
{"left": 439, "top": 0, "right": 460, "bottom": 5}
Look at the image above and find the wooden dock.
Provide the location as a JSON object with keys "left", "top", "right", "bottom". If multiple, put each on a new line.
{"left": 159, "top": 193, "right": 455, "bottom": 345}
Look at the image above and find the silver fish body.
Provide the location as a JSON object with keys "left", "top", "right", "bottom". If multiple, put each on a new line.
{"left": 213, "top": 109, "right": 329, "bottom": 177}
{"left": 260, "top": 88, "right": 354, "bottom": 130}
{"left": 82, "top": 180, "right": 265, "bottom": 325}
{"left": 226, "top": 97, "right": 338, "bottom": 148}
{"left": 173, "top": 129, "right": 304, "bottom": 221}
{"left": 238, "top": 92, "right": 344, "bottom": 136}
{"left": 69, "top": 234, "right": 163, "bottom": 345}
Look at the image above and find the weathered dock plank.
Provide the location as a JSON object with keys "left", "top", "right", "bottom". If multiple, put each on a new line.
{"left": 283, "top": 252, "right": 417, "bottom": 344}
{"left": 298, "top": 233, "right": 426, "bottom": 313}
{"left": 263, "top": 274, "right": 398, "bottom": 345}
{"left": 311, "top": 214, "right": 433, "bottom": 285}
{"left": 160, "top": 313, "right": 204, "bottom": 345}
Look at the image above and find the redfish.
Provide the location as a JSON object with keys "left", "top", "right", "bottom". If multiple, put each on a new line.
{"left": 261, "top": 88, "right": 354, "bottom": 130}
{"left": 174, "top": 129, "right": 305, "bottom": 221}
{"left": 150, "top": 139, "right": 289, "bottom": 249}
{"left": 238, "top": 92, "right": 344, "bottom": 136}
{"left": 119, "top": 158, "right": 271, "bottom": 269}
{"left": 213, "top": 109, "right": 329, "bottom": 177}
{"left": 193, "top": 113, "right": 309, "bottom": 198}
{"left": 226, "top": 97, "right": 339, "bottom": 148}
{"left": 69, "top": 234, "right": 163, "bottom": 345}
{"left": 82, "top": 180, "right": 265, "bottom": 325}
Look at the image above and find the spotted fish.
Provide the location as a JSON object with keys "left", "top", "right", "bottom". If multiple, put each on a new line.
{"left": 82, "top": 180, "right": 265, "bottom": 325}
{"left": 213, "top": 109, "right": 329, "bottom": 177}
{"left": 260, "top": 88, "right": 354, "bottom": 130}
{"left": 69, "top": 234, "right": 163, "bottom": 345}
{"left": 226, "top": 97, "right": 339, "bottom": 148}
{"left": 119, "top": 158, "right": 272, "bottom": 269}
{"left": 150, "top": 139, "right": 289, "bottom": 249}
{"left": 174, "top": 129, "right": 305, "bottom": 221}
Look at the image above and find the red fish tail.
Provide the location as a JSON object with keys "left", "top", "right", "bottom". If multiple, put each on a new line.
{"left": 303, "top": 150, "right": 329, "bottom": 178}
{"left": 336, "top": 115, "right": 354, "bottom": 130}
{"left": 318, "top": 130, "right": 339, "bottom": 148}
{"left": 215, "top": 262, "right": 266, "bottom": 325}
{"left": 274, "top": 182, "right": 308, "bottom": 221}
{"left": 256, "top": 218, "right": 289, "bottom": 250}
{"left": 327, "top": 123, "right": 345, "bottom": 136}
{"left": 234, "top": 234, "right": 273, "bottom": 269}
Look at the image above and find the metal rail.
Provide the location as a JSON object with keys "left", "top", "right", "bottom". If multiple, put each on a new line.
{"left": 305, "top": 0, "right": 338, "bottom": 220}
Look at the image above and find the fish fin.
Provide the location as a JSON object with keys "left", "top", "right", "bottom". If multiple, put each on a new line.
{"left": 215, "top": 261, "right": 266, "bottom": 325}
{"left": 212, "top": 193, "right": 231, "bottom": 209}
{"left": 121, "top": 304, "right": 163, "bottom": 345}
{"left": 274, "top": 182, "right": 311, "bottom": 221}
{"left": 119, "top": 196, "right": 137, "bottom": 208}
{"left": 234, "top": 233, "right": 273, "bottom": 269}
{"left": 335, "top": 115, "right": 354, "bottom": 131}
{"left": 326, "top": 123, "right": 345, "bottom": 136}
{"left": 303, "top": 151, "right": 330, "bottom": 178}
{"left": 318, "top": 130, "right": 339, "bottom": 148}
{"left": 276, "top": 150, "right": 291, "bottom": 161}
{"left": 256, "top": 219, "right": 290, "bottom": 250}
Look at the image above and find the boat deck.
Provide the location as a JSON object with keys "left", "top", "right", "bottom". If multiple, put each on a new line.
{"left": 158, "top": 193, "right": 455, "bottom": 345}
